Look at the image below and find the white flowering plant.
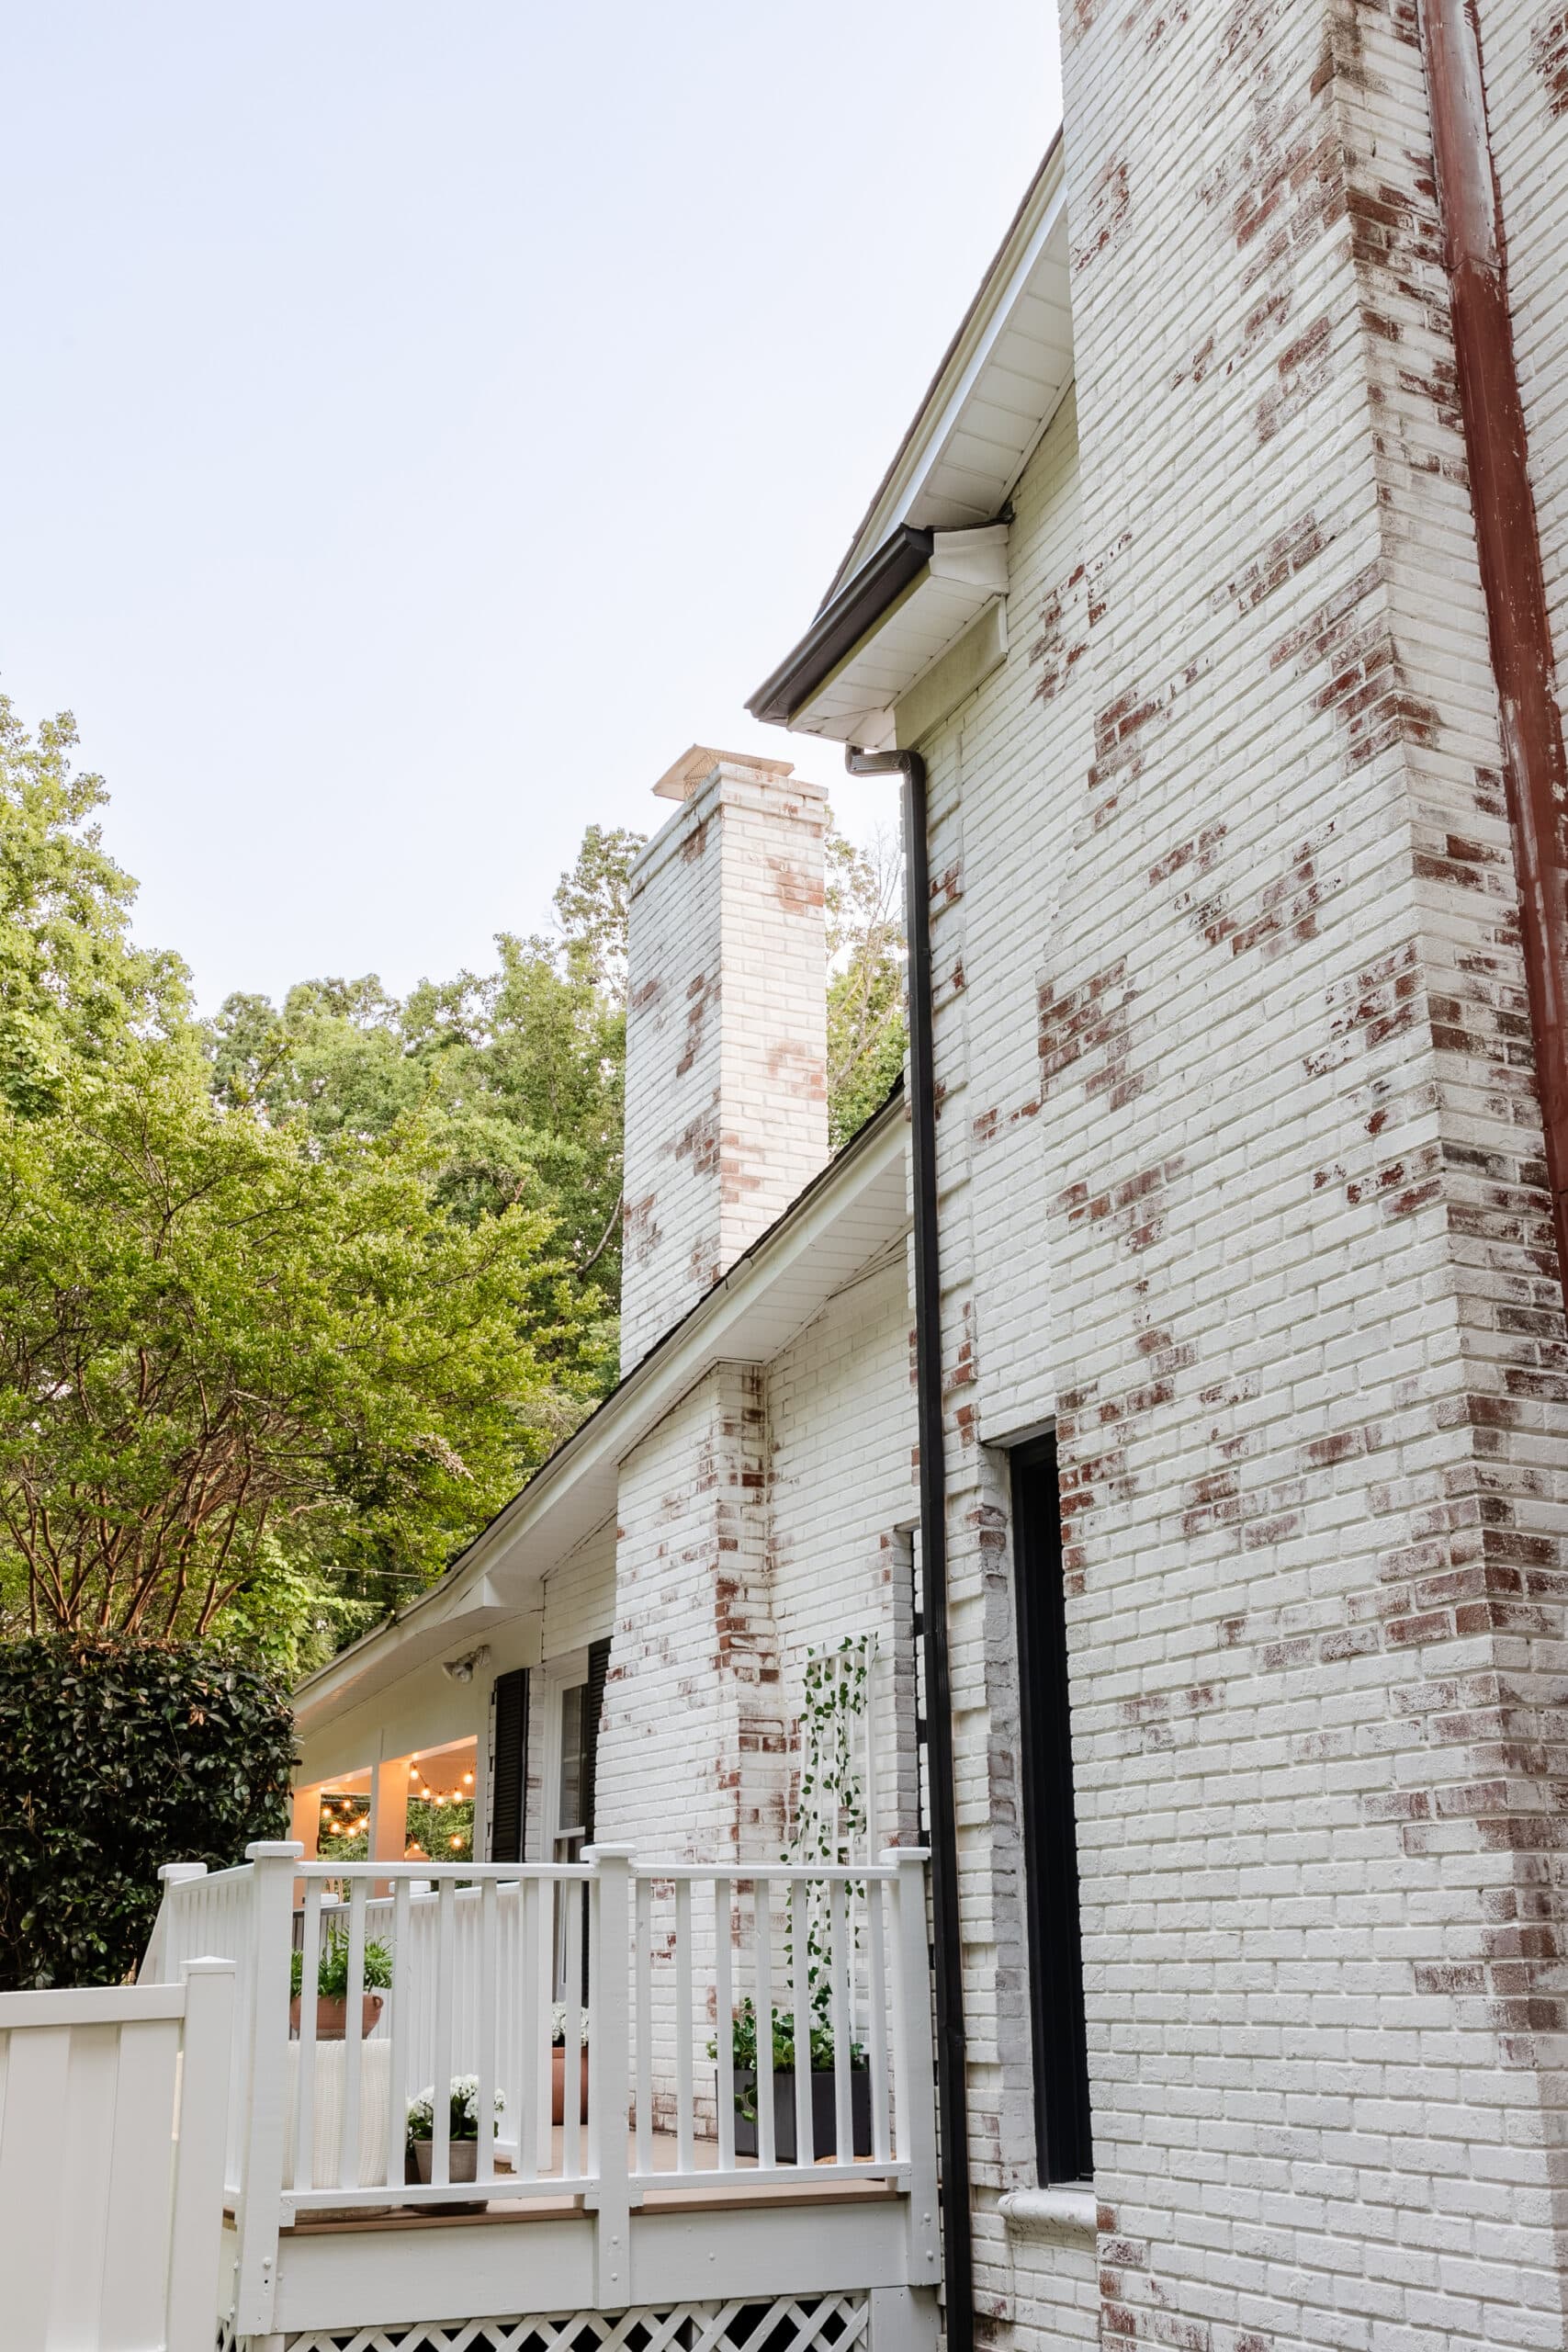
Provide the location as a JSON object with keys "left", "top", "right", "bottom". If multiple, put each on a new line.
{"left": 550, "top": 2004, "right": 590, "bottom": 2048}
{"left": 406, "top": 2076, "right": 506, "bottom": 2147}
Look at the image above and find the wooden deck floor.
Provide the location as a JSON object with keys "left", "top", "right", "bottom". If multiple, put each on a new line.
{"left": 278, "top": 2129, "right": 901, "bottom": 2236}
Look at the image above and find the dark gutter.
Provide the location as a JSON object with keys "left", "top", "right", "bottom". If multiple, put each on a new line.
{"left": 844, "top": 743, "right": 973, "bottom": 2352}
{"left": 1420, "top": 0, "right": 1568, "bottom": 1312}
{"left": 746, "top": 526, "right": 932, "bottom": 729}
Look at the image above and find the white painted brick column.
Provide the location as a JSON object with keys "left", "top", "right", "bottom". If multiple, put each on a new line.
{"left": 620, "top": 747, "right": 829, "bottom": 1373}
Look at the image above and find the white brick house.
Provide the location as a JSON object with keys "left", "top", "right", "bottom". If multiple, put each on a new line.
{"left": 97, "top": 8, "right": 1568, "bottom": 2349}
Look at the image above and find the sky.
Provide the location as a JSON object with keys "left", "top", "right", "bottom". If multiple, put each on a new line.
{"left": 0, "top": 3, "right": 1063, "bottom": 1012}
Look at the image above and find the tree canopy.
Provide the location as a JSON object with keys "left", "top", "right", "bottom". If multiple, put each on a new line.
{"left": 0, "top": 695, "right": 186, "bottom": 1115}
{"left": 0, "top": 698, "right": 905, "bottom": 1670}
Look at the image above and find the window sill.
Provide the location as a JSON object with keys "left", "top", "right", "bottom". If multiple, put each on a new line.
{"left": 998, "top": 2184, "right": 1097, "bottom": 2241}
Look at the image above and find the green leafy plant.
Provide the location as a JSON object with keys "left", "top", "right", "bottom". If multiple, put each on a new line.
{"left": 0, "top": 1635, "right": 294, "bottom": 1988}
{"left": 290, "top": 1929, "right": 393, "bottom": 2001}
{"left": 714, "top": 1992, "right": 864, "bottom": 2119}
{"left": 406, "top": 2075, "right": 506, "bottom": 2148}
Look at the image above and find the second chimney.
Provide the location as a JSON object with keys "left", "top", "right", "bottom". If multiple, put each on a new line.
{"left": 620, "top": 747, "right": 829, "bottom": 1373}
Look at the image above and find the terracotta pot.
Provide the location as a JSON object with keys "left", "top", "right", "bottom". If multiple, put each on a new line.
{"left": 288, "top": 1991, "right": 384, "bottom": 2041}
{"left": 552, "top": 2042, "right": 590, "bottom": 2124}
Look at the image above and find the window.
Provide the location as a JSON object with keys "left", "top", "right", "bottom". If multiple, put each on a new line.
{"left": 551, "top": 1636, "right": 612, "bottom": 1996}
{"left": 1012, "top": 1433, "right": 1093, "bottom": 2183}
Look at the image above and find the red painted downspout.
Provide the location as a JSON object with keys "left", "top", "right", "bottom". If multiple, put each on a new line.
{"left": 1419, "top": 0, "right": 1568, "bottom": 1313}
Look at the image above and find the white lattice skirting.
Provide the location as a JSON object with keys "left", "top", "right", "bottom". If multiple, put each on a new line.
{"left": 248, "top": 2293, "right": 871, "bottom": 2352}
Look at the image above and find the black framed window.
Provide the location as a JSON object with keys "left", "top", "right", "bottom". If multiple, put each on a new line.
{"left": 1012, "top": 1433, "right": 1092, "bottom": 2182}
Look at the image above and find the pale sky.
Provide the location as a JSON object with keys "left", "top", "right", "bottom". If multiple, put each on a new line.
{"left": 0, "top": 3, "right": 1063, "bottom": 1012}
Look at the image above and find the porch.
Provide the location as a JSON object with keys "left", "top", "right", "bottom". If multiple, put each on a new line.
{"left": 142, "top": 1840, "right": 941, "bottom": 2351}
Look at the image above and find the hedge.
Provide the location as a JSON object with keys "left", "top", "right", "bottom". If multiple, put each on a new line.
{"left": 0, "top": 1637, "right": 296, "bottom": 1988}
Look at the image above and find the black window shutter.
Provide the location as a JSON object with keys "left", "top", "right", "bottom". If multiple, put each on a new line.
{"left": 581, "top": 1637, "right": 612, "bottom": 1848}
{"left": 1013, "top": 1435, "right": 1094, "bottom": 2182}
{"left": 490, "top": 1668, "right": 530, "bottom": 1863}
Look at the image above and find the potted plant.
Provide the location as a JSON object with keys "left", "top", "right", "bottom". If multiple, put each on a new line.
{"left": 289, "top": 1929, "right": 393, "bottom": 2041}
{"left": 405, "top": 2077, "right": 507, "bottom": 2206}
{"left": 718, "top": 1991, "right": 871, "bottom": 2163}
{"left": 551, "top": 2003, "right": 591, "bottom": 2123}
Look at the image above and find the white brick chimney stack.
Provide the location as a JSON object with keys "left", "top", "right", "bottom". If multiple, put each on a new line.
{"left": 620, "top": 746, "right": 829, "bottom": 1372}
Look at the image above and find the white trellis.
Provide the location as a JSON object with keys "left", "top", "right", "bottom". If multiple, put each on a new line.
{"left": 265, "top": 2290, "right": 872, "bottom": 2352}
{"left": 792, "top": 1634, "right": 878, "bottom": 1871}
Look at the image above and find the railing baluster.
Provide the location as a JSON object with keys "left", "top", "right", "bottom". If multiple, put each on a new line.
{"left": 586, "top": 1847, "right": 633, "bottom": 2305}
{"left": 534, "top": 1878, "right": 555, "bottom": 2177}
{"left": 477, "top": 1879, "right": 497, "bottom": 2186}
{"left": 886, "top": 1847, "right": 938, "bottom": 2225}
{"left": 866, "top": 1871, "right": 891, "bottom": 2165}
{"left": 386, "top": 1878, "right": 411, "bottom": 2192}
{"left": 294, "top": 1882, "right": 321, "bottom": 2191}
{"left": 562, "top": 1876, "right": 583, "bottom": 2179}
{"left": 340, "top": 1880, "right": 367, "bottom": 2190}
{"left": 829, "top": 1876, "right": 851, "bottom": 2167}
{"left": 791, "top": 1879, "right": 814, "bottom": 2167}
{"left": 635, "top": 1874, "right": 652, "bottom": 2179}
{"left": 753, "top": 1876, "right": 775, "bottom": 2172}
{"left": 715, "top": 1876, "right": 734, "bottom": 2172}
{"left": 432, "top": 1881, "right": 455, "bottom": 2189}
{"left": 674, "top": 1875, "right": 694, "bottom": 2175}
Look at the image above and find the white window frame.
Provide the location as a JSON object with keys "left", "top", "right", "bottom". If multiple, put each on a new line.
{"left": 536, "top": 1648, "right": 592, "bottom": 1870}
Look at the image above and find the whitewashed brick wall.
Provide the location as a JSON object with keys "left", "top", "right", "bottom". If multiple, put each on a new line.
{"left": 898, "top": 5, "right": 1568, "bottom": 2349}
{"left": 764, "top": 1248, "right": 921, "bottom": 1850}
{"left": 620, "top": 755, "right": 829, "bottom": 1372}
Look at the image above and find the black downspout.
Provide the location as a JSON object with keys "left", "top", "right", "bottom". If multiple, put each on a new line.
{"left": 845, "top": 743, "right": 973, "bottom": 2349}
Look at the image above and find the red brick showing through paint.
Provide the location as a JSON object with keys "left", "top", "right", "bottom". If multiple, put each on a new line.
{"left": 1533, "top": 6, "right": 1568, "bottom": 116}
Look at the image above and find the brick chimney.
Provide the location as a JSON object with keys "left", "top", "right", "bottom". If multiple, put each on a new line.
{"left": 620, "top": 746, "right": 829, "bottom": 1372}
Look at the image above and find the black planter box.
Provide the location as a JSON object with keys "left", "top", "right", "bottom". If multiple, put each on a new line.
{"left": 730, "top": 2065, "right": 872, "bottom": 2163}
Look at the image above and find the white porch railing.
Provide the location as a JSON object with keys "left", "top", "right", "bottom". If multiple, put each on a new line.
{"left": 142, "top": 1838, "right": 937, "bottom": 2341}
{"left": 0, "top": 1962, "right": 235, "bottom": 2352}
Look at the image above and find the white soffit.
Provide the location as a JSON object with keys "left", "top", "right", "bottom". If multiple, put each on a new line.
{"left": 789, "top": 526, "right": 1011, "bottom": 747}
{"left": 831, "top": 143, "right": 1071, "bottom": 597}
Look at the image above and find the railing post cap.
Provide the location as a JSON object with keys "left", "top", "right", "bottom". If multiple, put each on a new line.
{"left": 159, "top": 1860, "right": 209, "bottom": 1884}
{"left": 182, "top": 1955, "right": 237, "bottom": 1978}
{"left": 582, "top": 1842, "right": 637, "bottom": 1863}
{"left": 244, "top": 1839, "right": 306, "bottom": 1861}
{"left": 882, "top": 1845, "right": 931, "bottom": 1865}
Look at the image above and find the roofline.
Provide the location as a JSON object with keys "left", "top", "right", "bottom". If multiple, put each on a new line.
{"left": 819, "top": 129, "right": 1065, "bottom": 610}
{"left": 291, "top": 1079, "right": 908, "bottom": 1712}
{"left": 745, "top": 526, "right": 933, "bottom": 729}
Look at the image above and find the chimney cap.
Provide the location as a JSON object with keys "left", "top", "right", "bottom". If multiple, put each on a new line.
{"left": 651, "top": 744, "right": 796, "bottom": 803}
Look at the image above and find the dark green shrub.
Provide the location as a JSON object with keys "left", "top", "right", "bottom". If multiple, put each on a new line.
{"left": 0, "top": 1637, "right": 296, "bottom": 1988}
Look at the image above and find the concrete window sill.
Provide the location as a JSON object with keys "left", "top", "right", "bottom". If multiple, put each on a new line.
{"left": 998, "top": 2184, "right": 1098, "bottom": 2241}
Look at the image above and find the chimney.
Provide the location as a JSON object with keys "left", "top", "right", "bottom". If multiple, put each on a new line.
{"left": 620, "top": 746, "right": 829, "bottom": 1372}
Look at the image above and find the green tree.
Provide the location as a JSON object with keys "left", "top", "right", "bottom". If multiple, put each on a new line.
{"left": 0, "top": 695, "right": 187, "bottom": 1115}
{"left": 204, "top": 828, "right": 643, "bottom": 1351}
{"left": 825, "top": 821, "right": 907, "bottom": 1148}
{"left": 0, "top": 1042, "right": 608, "bottom": 1666}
